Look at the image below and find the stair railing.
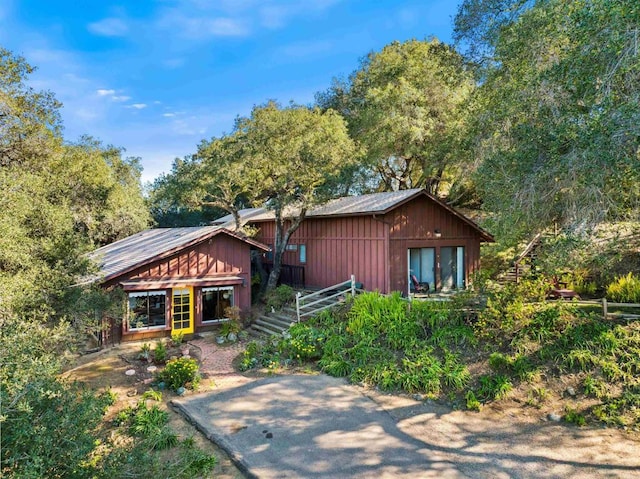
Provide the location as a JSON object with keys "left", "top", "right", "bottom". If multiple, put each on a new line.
{"left": 296, "top": 275, "right": 357, "bottom": 322}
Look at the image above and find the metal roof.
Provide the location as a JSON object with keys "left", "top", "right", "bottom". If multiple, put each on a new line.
{"left": 88, "top": 226, "right": 268, "bottom": 282}
{"left": 213, "top": 189, "right": 424, "bottom": 225}
{"left": 211, "top": 188, "right": 493, "bottom": 242}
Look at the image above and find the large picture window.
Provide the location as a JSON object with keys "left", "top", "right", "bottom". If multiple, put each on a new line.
{"left": 128, "top": 291, "right": 166, "bottom": 330}
{"left": 202, "top": 287, "right": 234, "bottom": 323}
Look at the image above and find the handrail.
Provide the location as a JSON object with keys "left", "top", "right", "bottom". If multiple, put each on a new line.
{"left": 296, "top": 275, "right": 356, "bottom": 322}
{"left": 515, "top": 232, "right": 543, "bottom": 264}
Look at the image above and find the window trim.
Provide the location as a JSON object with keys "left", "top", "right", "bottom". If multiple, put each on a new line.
{"left": 201, "top": 286, "right": 235, "bottom": 324}
{"left": 127, "top": 290, "right": 167, "bottom": 331}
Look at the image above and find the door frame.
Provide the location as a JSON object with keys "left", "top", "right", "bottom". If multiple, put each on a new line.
{"left": 172, "top": 286, "right": 194, "bottom": 334}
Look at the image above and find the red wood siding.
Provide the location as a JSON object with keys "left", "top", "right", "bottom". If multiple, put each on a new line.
{"left": 110, "top": 234, "right": 252, "bottom": 339}
{"left": 254, "top": 194, "right": 486, "bottom": 294}
{"left": 386, "top": 195, "right": 483, "bottom": 293}
{"left": 256, "top": 215, "right": 389, "bottom": 292}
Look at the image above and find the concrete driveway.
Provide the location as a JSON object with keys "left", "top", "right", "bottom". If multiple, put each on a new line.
{"left": 172, "top": 374, "right": 640, "bottom": 479}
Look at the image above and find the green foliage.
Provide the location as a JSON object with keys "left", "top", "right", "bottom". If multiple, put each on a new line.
{"left": 564, "top": 407, "right": 586, "bottom": 427}
{"left": 245, "top": 293, "right": 472, "bottom": 396}
{"left": 477, "top": 374, "right": 513, "bottom": 401}
{"left": 317, "top": 39, "right": 476, "bottom": 201}
{"left": 455, "top": 0, "right": 640, "bottom": 237}
{"left": 153, "top": 341, "right": 167, "bottom": 363}
{"left": 465, "top": 390, "right": 481, "bottom": 411}
{"left": 607, "top": 273, "right": 640, "bottom": 303}
{"left": 141, "top": 389, "right": 163, "bottom": 402}
{"left": 159, "top": 357, "right": 201, "bottom": 391}
{"left": 265, "top": 284, "right": 295, "bottom": 311}
{"left": 170, "top": 331, "right": 184, "bottom": 346}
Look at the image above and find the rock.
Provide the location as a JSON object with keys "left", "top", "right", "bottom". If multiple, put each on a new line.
{"left": 182, "top": 354, "right": 191, "bottom": 359}
{"left": 125, "top": 369, "right": 136, "bottom": 376}
{"left": 216, "top": 336, "right": 225, "bottom": 344}
{"left": 227, "top": 332, "right": 237, "bottom": 342}
{"left": 146, "top": 365, "right": 157, "bottom": 373}
{"left": 413, "top": 394, "right": 424, "bottom": 401}
{"left": 566, "top": 387, "right": 576, "bottom": 397}
{"left": 265, "top": 432, "right": 273, "bottom": 439}
{"left": 142, "top": 378, "right": 154, "bottom": 384}
{"left": 176, "top": 386, "right": 186, "bottom": 396}
{"left": 157, "top": 381, "right": 166, "bottom": 390}
{"left": 127, "top": 389, "right": 137, "bottom": 397}
{"left": 548, "top": 413, "right": 562, "bottom": 422}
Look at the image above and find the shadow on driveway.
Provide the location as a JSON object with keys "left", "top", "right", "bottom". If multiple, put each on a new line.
{"left": 172, "top": 375, "right": 460, "bottom": 478}
{"left": 173, "top": 374, "right": 640, "bottom": 478}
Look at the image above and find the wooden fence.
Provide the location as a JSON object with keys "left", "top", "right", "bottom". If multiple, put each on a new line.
{"left": 573, "top": 298, "right": 640, "bottom": 320}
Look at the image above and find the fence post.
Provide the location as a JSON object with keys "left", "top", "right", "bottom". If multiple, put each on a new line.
{"left": 351, "top": 274, "right": 356, "bottom": 297}
{"left": 296, "top": 292, "right": 301, "bottom": 323}
{"left": 602, "top": 297, "right": 608, "bottom": 320}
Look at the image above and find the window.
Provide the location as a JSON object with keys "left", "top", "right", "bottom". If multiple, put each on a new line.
{"left": 202, "top": 287, "right": 234, "bottom": 323}
{"left": 285, "top": 244, "right": 298, "bottom": 251}
{"left": 265, "top": 245, "right": 273, "bottom": 261}
{"left": 299, "top": 244, "right": 306, "bottom": 263}
{"left": 128, "top": 291, "right": 166, "bottom": 330}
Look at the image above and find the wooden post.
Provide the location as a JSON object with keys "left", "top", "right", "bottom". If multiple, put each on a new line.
{"left": 351, "top": 274, "right": 356, "bottom": 297}
{"left": 296, "top": 292, "right": 302, "bottom": 323}
{"left": 602, "top": 298, "right": 608, "bottom": 320}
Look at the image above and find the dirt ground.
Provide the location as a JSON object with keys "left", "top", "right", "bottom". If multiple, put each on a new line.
{"left": 66, "top": 338, "right": 640, "bottom": 478}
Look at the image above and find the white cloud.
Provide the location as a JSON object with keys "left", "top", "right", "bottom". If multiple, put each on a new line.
{"left": 97, "top": 89, "right": 116, "bottom": 96}
{"left": 163, "top": 113, "right": 176, "bottom": 117}
{"left": 112, "top": 95, "right": 131, "bottom": 102}
{"left": 88, "top": 17, "right": 129, "bottom": 37}
{"left": 96, "top": 89, "right": 130, "bottom": 102}
{"left": 205, "top": 17, "right": 250, "bottom": 36}
{"left": 127, "top": 103, "right": 148, "bottom": 110}
{"left": 279, "top": 40, "right": 332, "bottom": 58}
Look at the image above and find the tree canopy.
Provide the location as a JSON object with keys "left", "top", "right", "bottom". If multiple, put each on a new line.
{"left": 317, "top": 38, "right": 476, "bottom": 201}
{"left": 455, "top": 0, "right": 640, "bottom": 240}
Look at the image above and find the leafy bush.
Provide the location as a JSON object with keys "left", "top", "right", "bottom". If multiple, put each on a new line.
{"left": 154, "top": 341, "right": 167, "bottom": 363}
{"left": 171, "top": 331, "right": 185, "bottom": 346}
{"left": 465, "top": 390, "right": 481, "bottom": 411}
{"left": 606, "top": 273, "right": 640, "bottom": 303}
{"left": 477, "top": 374, "right": 513, "bottom": 400}
{"left": 159, "top": 357, "right": 200, "bottom": 390}
{"left": 265, "top": 284, "right": 295, "bottom": 311}
{"left": 564, "top": 407, "right": 586, "bottom": 427}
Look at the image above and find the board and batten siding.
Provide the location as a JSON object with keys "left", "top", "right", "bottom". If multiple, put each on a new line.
{"left": 256, "top": 215, "right": 390, "bottom": 292}
{"left": 113, "top": 234, "right": 252, "bottom": 323}
{"left": 386, "top": 195, "right": 482, "bottom": 293}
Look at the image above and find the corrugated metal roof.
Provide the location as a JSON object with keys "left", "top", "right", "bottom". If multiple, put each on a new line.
{"left": 88, "top": 226, "right": 222, "bottom": 281}
{"left": 213, "top": 189, "right": 424, "bottom": 226}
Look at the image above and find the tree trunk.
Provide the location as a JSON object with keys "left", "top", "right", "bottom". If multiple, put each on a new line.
{"left": 266, "top": 207, "right": 306, "bottom": 292}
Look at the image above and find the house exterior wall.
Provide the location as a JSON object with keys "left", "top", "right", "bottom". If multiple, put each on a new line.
{"left": 106, "top": 234, "right": 252, "bottom": 341}
{"left": 254, "top": 194, "right": 485, "bottom": 295}
{"left": 256, "top": 215, "right": 389, "bottom": 292}
{"left": 386, "top": 195, "right": 482, "bottom": 294}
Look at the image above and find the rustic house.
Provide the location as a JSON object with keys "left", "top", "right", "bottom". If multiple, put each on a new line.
{"left": 213, "top": 189, "right": 494, "bottom": 295}
{"left": 88, "top": 227, "right": 268, "bottom": 341}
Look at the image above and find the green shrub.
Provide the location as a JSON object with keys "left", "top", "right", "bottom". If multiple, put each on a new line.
{"left": 265, "top": 284, "right": 295, "bottom": 311}
{"left": 285, "top": 323, "right": 325, "bottom": 361}
{"left": 606, "top": 273, "right": 640, "bottom": 303}
{"left": 478, "top": 374, "right": 512, "bottom": 400}
{"left": 583, "top": 375, "right": 608, "bottom": 399}
{"left": 465, "top": 390, "right": 481, "bottom": 411}
{"left": 131, "top": 403, "right": 169, "bottom": 436}
{"left": 171, "top": 331, "right": 185, "bottom": 346}
{"left": 154, "top": 341, "right": 167, "bottom": 363}
{"left": 564, "top": 407, "right": 586, "bottom": 426}
{"left": 159, "top": 357, "right": 200, "bottom": 390}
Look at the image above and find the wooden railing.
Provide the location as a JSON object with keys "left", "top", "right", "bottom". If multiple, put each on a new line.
{"left": 295, "top": 275, "right": 357, "bottom": 322}
{"left": 573, "top": 298, "right": 640, "bottom": 320}
{"left": 263, "top": 263, "right": 306, "bottom": 288}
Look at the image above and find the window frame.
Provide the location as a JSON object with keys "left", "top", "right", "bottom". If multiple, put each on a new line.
{"left": 127, "top": 290, "right": 167, "bottom": 331}
{"left": 201, "top": 286, "right": 235, "bottom": 324}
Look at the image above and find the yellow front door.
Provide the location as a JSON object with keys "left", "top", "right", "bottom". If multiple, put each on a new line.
{"left": 172, "top": 287, "right": 194, "bottom": 334}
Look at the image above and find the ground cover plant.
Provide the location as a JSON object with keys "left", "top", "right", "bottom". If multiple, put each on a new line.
{"left": 243, "top": 292, "right": 473, "bottom": 397}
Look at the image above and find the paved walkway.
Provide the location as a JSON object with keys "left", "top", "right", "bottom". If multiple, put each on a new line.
{"left": 188, "top": 336, "right": 254, "bottom": 389}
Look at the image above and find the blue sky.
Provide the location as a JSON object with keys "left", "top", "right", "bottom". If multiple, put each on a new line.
{"left": 2, "top": 0, "right": 461, "bottom": 183}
